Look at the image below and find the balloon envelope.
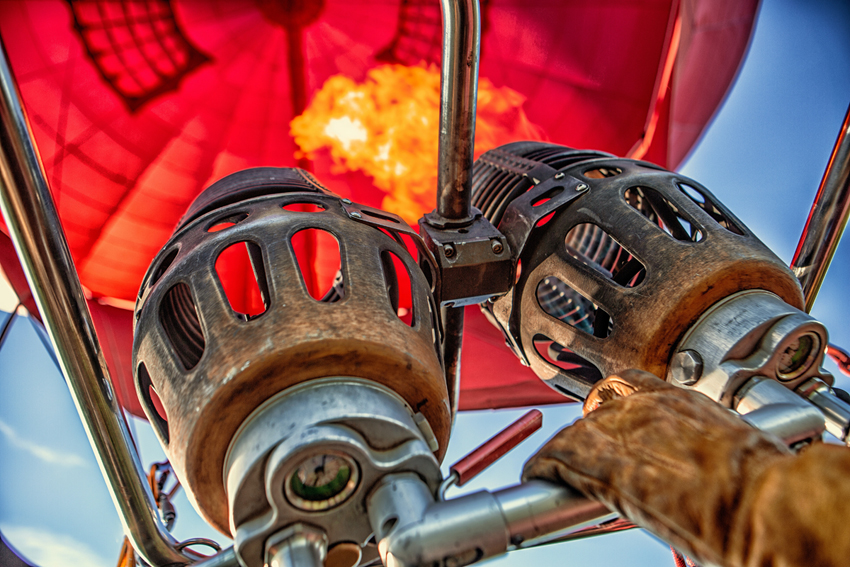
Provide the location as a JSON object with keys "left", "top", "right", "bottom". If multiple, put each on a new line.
{"left": 0, "top": 0, "right": 757, "bottom": 415}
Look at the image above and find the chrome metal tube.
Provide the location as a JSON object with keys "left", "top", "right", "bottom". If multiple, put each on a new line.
{"left": 494, "top": 481, "right": 616, "bottom": 548}
{"left": 368, "top": 474, "right": 613, "bottom": 567}
{"left": 437, "top": 0, "right": 480, "bottom": 408}
{"left": 437, "top": 0, "right": 481, "bottom": 221}
{"left": 530, "top": 518, "right": 636, "bottom": 547}
{"left": 791, "top": 104, "right": 850, "bottom": 312}
{"left": 804, "top": 382, "right": 850, "bottom": 444}
{"left": 734, "top": 378, "right": 825, "bottom": 446}
{"left": 191, "top": 548, "right": 240, "bottom": 567}
{"left": 441, "top": 304, "right": 463, "bottom": 421}
{"left": 0, "top": 44, "right": 187, "bottom": 566}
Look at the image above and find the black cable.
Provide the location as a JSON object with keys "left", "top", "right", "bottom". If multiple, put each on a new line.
{"left": 0, "top": 303, "right": 20, "bottom": 352}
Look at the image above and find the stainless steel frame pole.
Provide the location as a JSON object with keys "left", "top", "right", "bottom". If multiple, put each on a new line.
{"left": 437, "top": 0, "right": 481, "bottom": 416}
{"left": 791, "top": 103, "right": 850, "bottom": 312}
{"left": 0, "top": 43, "right": 188, "bottom": 566}
{"left": 437, "top": 0, "right": 480, "bottom": 221}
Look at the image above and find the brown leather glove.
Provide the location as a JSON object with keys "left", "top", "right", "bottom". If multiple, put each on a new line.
{"left": 523, "top": 369, "right": 850, "bottom": 567}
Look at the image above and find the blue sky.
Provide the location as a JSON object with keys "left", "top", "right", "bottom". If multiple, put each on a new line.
{"left": 1, "top": 0, "right": 849, "bottom": 565}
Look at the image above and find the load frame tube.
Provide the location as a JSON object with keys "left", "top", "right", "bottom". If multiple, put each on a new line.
{"left": 0, "top": 41, "right": 190, "bottom": 567}
{"left": 792, "top": 104, "right": 850, "bottom": 312}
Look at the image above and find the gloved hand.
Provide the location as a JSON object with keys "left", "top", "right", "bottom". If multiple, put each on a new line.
{"left": 523, "top": 369, "right": 850, "bottom": 567}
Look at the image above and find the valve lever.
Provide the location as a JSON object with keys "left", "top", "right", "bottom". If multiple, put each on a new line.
{"left": 450, "top": 409, "right": 543, "bottom": 487}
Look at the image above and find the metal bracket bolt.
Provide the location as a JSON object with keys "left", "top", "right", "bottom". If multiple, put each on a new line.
{"left": 671, "top": 350, "right": 703, "bottom": 386}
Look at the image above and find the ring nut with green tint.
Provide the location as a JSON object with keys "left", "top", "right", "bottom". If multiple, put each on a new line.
{"left": 285, "top": 452, "right": 360, "bottom": 511}
{"left": 777, "top": 333, "right": 820, "bottom": 380}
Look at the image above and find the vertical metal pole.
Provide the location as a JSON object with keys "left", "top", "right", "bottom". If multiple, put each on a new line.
{"left": 437, "top": 0, "right": 481, "bottom": 418}
{"left": 440, "top": 305, "right": 464, "bottom": 419}
{"left": 0, "top": 43, "right": 187, "bottom": 566}
{"left": 791, "top": 104, "right": 850, "bottom": 312}
{"left": 437, "top": 0, "right": 480, "bottom": 221}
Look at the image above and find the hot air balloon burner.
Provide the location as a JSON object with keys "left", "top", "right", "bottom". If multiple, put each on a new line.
{"left": 472, "top": 142, "right": 850, "bottom": 445}
{"left": 471, "top": 142, "right": 809, "bottom": 401}
{"left": 132, "top": 168, "right": 450, "bottom": 565}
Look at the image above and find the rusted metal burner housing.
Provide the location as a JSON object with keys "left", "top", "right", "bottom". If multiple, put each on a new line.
{"left": 133, "top": 168, "right": 449, "bottom": 535}
{"left": 472, "top": 142, "right": 805, "bottom": 400}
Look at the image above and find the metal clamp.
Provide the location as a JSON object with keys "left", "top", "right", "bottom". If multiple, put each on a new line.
{"left": 669, "top": 290, "right": 834, "bottom": 406}
{"left": 498, "top": 172, "right": 589, "bottom": 260}
{"left": 669, "top": 289, "right": 850, "bottom": 446}
{"left": 419, "top": 207, "right": 513, "bottom": 306}
{"left": 341, "top": 199, "right": 442, "bottom": 298}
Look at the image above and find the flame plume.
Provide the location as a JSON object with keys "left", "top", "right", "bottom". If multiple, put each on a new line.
{"left": 291, "top": 64, "right": 544, "bottom": 224}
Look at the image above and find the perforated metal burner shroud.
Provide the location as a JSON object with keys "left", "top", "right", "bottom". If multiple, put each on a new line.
{"left": 132, "top": 168, "right": 449, "bottom": 535}
{"left": 472, "top": 141, "right": 805, "bottom": 401}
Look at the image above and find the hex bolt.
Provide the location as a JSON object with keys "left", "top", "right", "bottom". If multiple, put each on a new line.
{"left": 491, "top": 240, "right": 504, "bottom": 254}
{"left": 576, "top": 183, "right": 588, "bottom": 192}
{"left": 349, "top": 211, "right": 362, "bottom": 219}
{"left": 342, "top": 198, "right": 352, "bottom": 205}
{"left": 554, "top": 172, "right": 565, "bottom": 180}
{"left": 443, "top": 244, "right": 456, "bottom": 258}
{"left": 671, "top": 350, "right": 703, "bottom": 386}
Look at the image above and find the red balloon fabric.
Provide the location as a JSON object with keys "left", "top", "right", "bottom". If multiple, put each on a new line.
{"left": 0, "top": 0, "right": 757, "bottom": 415}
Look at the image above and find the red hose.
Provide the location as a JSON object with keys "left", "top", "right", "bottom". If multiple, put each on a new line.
{"left": 826, "top": 344, "right": 850, "bottom": 377}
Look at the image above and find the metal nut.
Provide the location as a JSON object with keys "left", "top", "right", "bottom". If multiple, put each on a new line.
{"left": 491, "top": 240, "right": 504, "bottom": 254}
{"left": 266, "top": 524, "right": 328, "bottom": 567}
{"left": 443, "top": 244, "right": 456, "bottom": 258}
{"left": 671, "top": 350, "right": 703, "bottom": 386}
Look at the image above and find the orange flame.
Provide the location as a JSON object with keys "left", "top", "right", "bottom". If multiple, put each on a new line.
{"left": 291, "top": 64, "right": 544, "bottom": 224}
